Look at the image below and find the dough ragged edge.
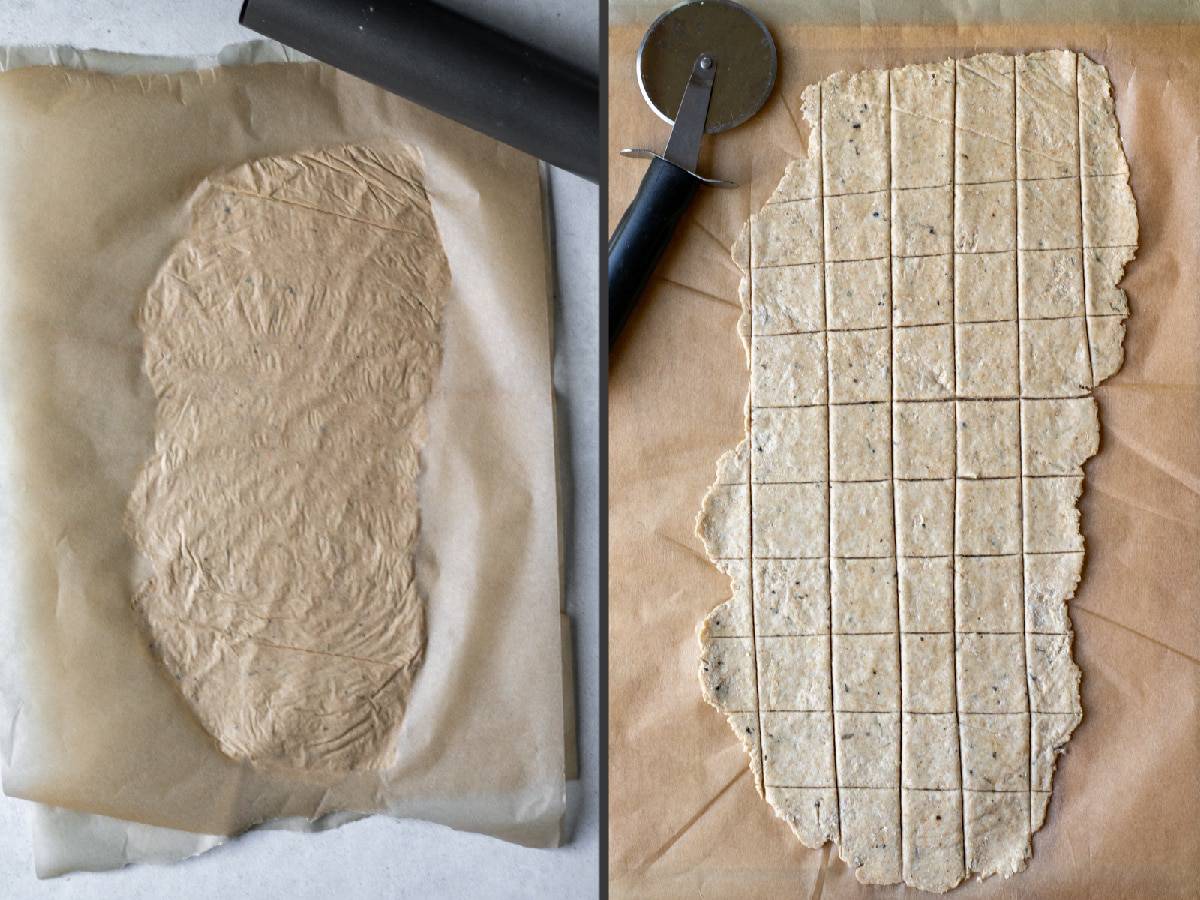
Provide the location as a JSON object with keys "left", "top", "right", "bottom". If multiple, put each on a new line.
{"left": 695, "top": 53, "right": 1137, "bottom": 891}
{"left": 128, "top": 144, "right": 450, "bottom": 774}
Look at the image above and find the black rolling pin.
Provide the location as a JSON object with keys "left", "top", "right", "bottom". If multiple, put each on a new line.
{"left": 240, "top": 0, "right": 599, "bottom": 183}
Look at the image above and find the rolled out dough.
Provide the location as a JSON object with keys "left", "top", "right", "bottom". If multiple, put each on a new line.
{"left": 696, "top": 51, "right": 1136, "bottom": 891}
{"left": 128, "top": 145, "right": 450, "bottom": 772}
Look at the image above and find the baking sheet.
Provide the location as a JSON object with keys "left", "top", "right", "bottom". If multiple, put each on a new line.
{"left": 0, "top": 39, "right": 565, "bottom": 857}
{"left": 608, "top": 14, "right": 1200, "bottom": 899}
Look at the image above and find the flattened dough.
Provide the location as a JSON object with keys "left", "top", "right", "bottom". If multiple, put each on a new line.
{"left": 697, "top": 51, "right": 1137, "bottom": 891}
{"left": 129, "top": 145, "right": 450, "bottom": 772}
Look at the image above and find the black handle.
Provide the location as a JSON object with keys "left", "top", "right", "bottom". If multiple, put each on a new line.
{"left": 608, "top": 157, "right": 703, "bottom": 350}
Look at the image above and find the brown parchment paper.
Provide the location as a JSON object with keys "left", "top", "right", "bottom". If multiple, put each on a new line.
{"left": 0, "top": 45, "right": 564, "bottom": 847}
{"left": 608, "top": 16, "right": 1200, "bottom": 899}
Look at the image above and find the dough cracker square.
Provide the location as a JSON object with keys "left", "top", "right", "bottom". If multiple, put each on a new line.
{"left": 762, "top": 711, "right": 835, "bottom": 786}
{"left": 894, "top": 324, "right": 954, "bottom": 400}
{"left": 898, "top": 556, "right": 954, "bottom": 632}
{"left": 697, "top": 483, "right": 748, "bottom": 559}
{"left": 828, "top": 328, "right": 890, "bottom": 403}
{"left": 960, "top": 712, "right": 1030, "bottom": 790}
{"left": 1015, "top": 50, "right": 1079, "bottom": 180}
{"left": 752, "top": 199, "right": 822, "bottom": 267}
{"left": 836, "top": 711, "right": 900, "bottom": 788}
{"left": 755, "top": 558, "right": 831, "bottom": 636}
{"left": 1027, "top": 633, "right": 1082, "bottom": 712}
{"left": 831, "top": 481, "right": 894, "bottom": 557}
{"left": 834, "top": 633, "right": 899, "bottom": 712}
{"left": 752, "top": 405, "right": 828, "bottom": 483}
{"left": 1020, "top": 317, "right": 1092, "bottom": 397}
{"left": 892, "top": 186, "right": 953, "bottom": 257}
{"left": 903, "top": 712, "right": 961, "bottom": 789}
{"left": 832, "top": 557, "right": 898, "bottom": 633}
{"left": 902, "top": 789, "right": 965, "bottom": 893}
{"left": 825, "top": 191, "right": 890, "bottom": 262}
{"left": 702, "top": 559, "right": 750, "bottom": 637}
{"left": 752, "top": 332, "right": 827, "bottom": 406}
{"left": 1088, "top": 314, "right": 1125, "bottom": 383}
{"left": 893, "top": 254, "right": 952, "bottom": 326}
{"left": 1078, "top": 55, "right": 1129, "bottom": 177}
{"left": 821, "top": 69, "right": 890, "bottom": 195}
{"left": 829, "top": 402, "right": 890, "bottom": 481}
{"left": 955, "top": 182, "right": 1016, "bottom": 253}
{"left": 759, "top": 636, "right": 832, "bottom": 711}
{"left": 753, "top": 482, "right": 828, "bottom": 558}
{"left": 1023, "top": 475, "right": 1084, "bottom": 553}
{"left": 699, "top": 636, "right": 757, "bottom": 711}
{"left": 1024, "top": 551, "right": 1083, "bottom": 633}
{"left": 955, "top": 250, "right": 1017, "bottom": 323}
{"left": 901, "top": 632, "right": 956, "bottom": 713}
{"left": 1083, "top": 246, "right": 1135, "bottom": 316}
{"left": 893, "top": 401, "right": 954, "bottom": 478}
{"left": 839, "top": 788, "right": 903, "bottom": 883}
{"left": 891, "top": 61, "right": 953, "bottom": 190}
{"left": 956, "top": 554, "right": 1023, "bottom": 632}
{"left": 956, "top": 477, "right": 1021, "bottom": 555}
{"left": 957, "top": 632, "right": 1028, "bottom": 713}
{"left": 1018, "top": 177, "right": 1081, "bottom": 251}
{"left": 955, "top": 54, "right": 1015, "bottom": 184}
{"left": 957, "top": 321, "right": 1019, "bottom": 398}
{"left": 1082, "top": 175, "right": 1138, "bottom": 247}
{"left": 752, "top": 263, "right": 824, "bottom": 335}
{"left": 1021, "top": 398, "right": 1098, "bottom": 476}
{"left": 1019, "top": 249, "right": 1084, "bottom": 318}
{"left": 895, "top": 479, "right": 954, "bottom": 556}
{"left": 957, "top": 399, "right": 1020, "bottom": 478}
{"left": 964, "top": 790, "right": 1031, "bottom": 878}
{"left": 826, "top": 258, "right": 890, "bottom": 330}
{"left": 766, "top": 786, "right": 840, "bottom": 847}
{"left": 1031, "top": 711, "right": 1082, "bottom": 789}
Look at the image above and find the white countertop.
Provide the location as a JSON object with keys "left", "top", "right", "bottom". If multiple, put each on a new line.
{"left": 0, "top": 1, "right": 598, "bottom": 897}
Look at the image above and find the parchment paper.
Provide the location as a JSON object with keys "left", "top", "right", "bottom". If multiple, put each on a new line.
{"left": 608, "top": 13, "right": 1200, "bottom": 899}
{"left": 0, "top": 39, "right": 565, "bottom": 860}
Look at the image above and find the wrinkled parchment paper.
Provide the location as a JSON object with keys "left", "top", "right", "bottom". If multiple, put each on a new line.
{"left": 608, "top": 12, "right": 1200, "bottom": 899}
{"left": 0, "top": 39, "right": 565, "bottom": 868}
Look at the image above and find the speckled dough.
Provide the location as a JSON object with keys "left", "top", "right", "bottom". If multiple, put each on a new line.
{"left": 128, "top": 145, "right": 450, "bottom": 772}
{"left": 697, "top": 51, "right": 1136, "bottom": 892}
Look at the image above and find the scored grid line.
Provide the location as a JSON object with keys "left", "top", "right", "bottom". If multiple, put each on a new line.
{"left": 751, "top": 310, "right": 1124, "bottom": 340}
{"left": 746, "top": 203, "right": 767, "bottom": 805}
{"left": 817, "top": 82, "right": 843, "bottom": 845}
{"left": 749, "top": 242, "right": 1136, "bottom": 269}
{"left": 716, "top": 549, "right": 1082, "bottom": 561}
{"left": 885, "top": 68, "right": 905, "bottom": 872}
{"left": 752, "top": 393, "right": 1092, "bottom": 409}
{"left": 1076, "top": 54, "right": 1099, "bottom": 392}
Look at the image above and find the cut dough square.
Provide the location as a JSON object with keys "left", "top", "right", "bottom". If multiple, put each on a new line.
{"left": 836, "top": 711, "right": 900, "bottom": 788}
{"left": 895, "top": 479, "right": 954, "bottom": 556}
{"left": 839, "top": 788, "right": 902, "bottom": 883}
{"left": 702, "top": 559, "right": 750, "bottom": 637}
{"left": 755, "top": 558, "right": 831, "bottom": 636}
{"left": 714, "top": 440, "right": 749, "bottom": 485}
{"left": 901, "top": 632, "right": 956, "bottom": 713}
{"left": 903, "top": 712, "right": 961, "bottom": 789}
{"left": 898, "top": 557, "right": 954, "bottom": 633}
{"left": 766, "top": 786, "right": 840, "bottom": 848}
{"left": 1024, "top": 551, "right": 1083, "bottom": 633}
{"left": 955, "top": 182, "right": 1016, "bottom": 253}
{"left": 1082, "top": 175, "right": 1138, "bottom": 247}
{"left": 1022, "top": 398, "right": 1098, "bottom": 476}
{"left": 752, "top": 405, "right": 828, "bottom": 483}
{"left": 955, "top": 251, "right": 1017, "bottom": 323}
{"left": 1018, "top": 178, "right": 1081, "bottom": 251}
{"left": 956, "top": 554, "right": 1023, "bottom": 632}
{"left": 957, "top": 632, "right": 1028, "bottom": 713}
{"left": 762, "top": 711, "right": 835, "bottom": 785}
{"left": 1019, "top": 249, "right": 1084, "bottom": 319}
{"left": 957, "top": 321, "right": 1019, "bottom": 397}
{"left": 1032, "top": 711, "right": 1082, "bottom": 790}
{"left": 894, "top": 324, "right": 954, "bottom": 400}
{"left": 1083, "top": 246, "right": 1135, "bottom": 316}
{"left": 902, "top": 789, "right": 965, "bottom": 893}
{"left": 831, "top": 481, "right": 894, "bottom": 557}
{"left": 822, "top": 69, "right": 890, "bottom": 195}
{"left": 1088, "top": 314, "right": 1125, "bottom": 384}
{"left": 891, "top": 61, "right": 953, "bottom": 189}
{"left": 1027, "top": 633, "right": 1082, "bottom": 712}
{"left": 753, "top": 482, "right": 828, "bottom": 558}
{"left": 1032, "top": 790, "right": 1052, "bottom": 831}
{"left": 1015, "top": 50, "right": 1079, "bottom": 180}
{"left": 825, "top": 191, "right": 890, "bottom": 262}
{"left": 1020, "top": 317, "right": 1092, "bottom": 397}
{"left": 697, "top": 483, "right": 748, "bottom": 559}
{"left": 960, "top": 712, "right": 1030, "bottom": 790}
{"left": 832, "top": 557, "right": 898, "bottom": 633}
{"left": 826, "top": 258, "right": 890, "bottom": 330}
{"left": 753, "top": 332, "right": 827, "bottom": 406}
{"left": 892, "top": 186, "right": 953, "bottom": 257}
{"left": 752, "top": 263, "right": 824, "bottom": 334}
{"left": 752, "top": 199, "right": 822, "bottom": 267}
{"left": 1078, "top": 54, "right": 1129, "bottom": 177}
{"left": 759, "top": 636, "right": 832, "bottom": 710}
{"left": 699, "top": 636, "right": 757, "bottom": 711}
{"left": 828, "top": 328, "right": 890, "bottom": 403}
{"left": 964, "top": 790, "right": 1031, "bottom": 879}
{"left": 956, "top": 478, "right": 1021, "bottom": 555}
{"left": 830, "top": 402, "right": 890, "bottom": 481}
{"left": 1023, "top": 475, "right": 1084, "bottom": 553}
{"left": 955, "top": 54, "right": 1015, "bottom": 184}
{"left": 893, "top": 254, "right": 952, "bottom": 326}
{"left": 833, "top": 633, "right": 899, "bottom": 712}
{"left": 893, "top": 401, "right": 955, "bottom": 478}
{"left": 957, "top": 399, "right": 1021, "bottom": 477}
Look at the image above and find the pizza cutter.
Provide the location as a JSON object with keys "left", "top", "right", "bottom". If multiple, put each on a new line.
{"left": 608, "top": 0, "right": 776, "bottom": 351}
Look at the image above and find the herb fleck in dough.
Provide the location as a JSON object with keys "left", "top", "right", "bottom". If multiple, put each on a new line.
{"left": 696, "top": 51, "right": 1136, "bottom": 892}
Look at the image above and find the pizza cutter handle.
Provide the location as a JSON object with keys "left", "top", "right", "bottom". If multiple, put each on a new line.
{"left": 607, "top": 156, "right": 702, "bottom": 351}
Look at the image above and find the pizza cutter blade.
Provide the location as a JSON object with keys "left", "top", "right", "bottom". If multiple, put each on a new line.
{"left": 608, "top": 0, "right": 776, "bottom": 352}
